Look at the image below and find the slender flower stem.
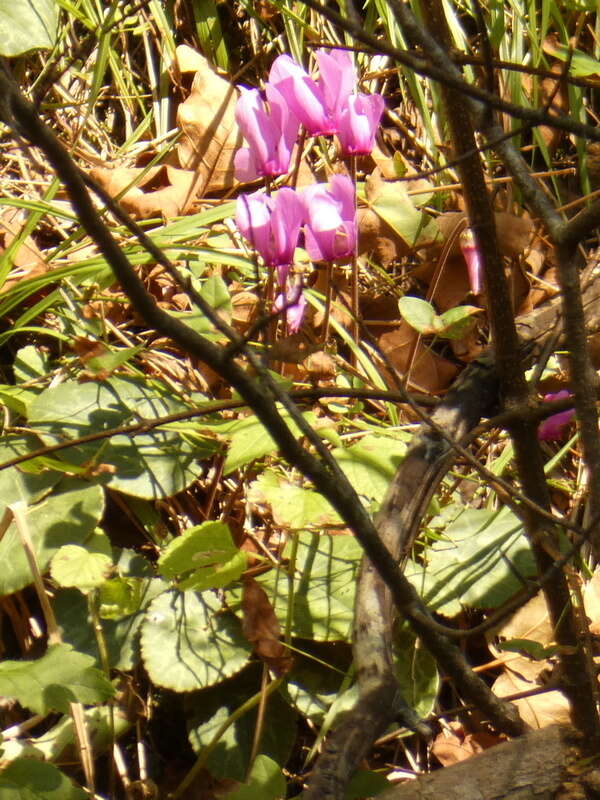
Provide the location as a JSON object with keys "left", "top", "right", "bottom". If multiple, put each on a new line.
{"left": 349, "top": 154, "right": 359, "bottom": 364}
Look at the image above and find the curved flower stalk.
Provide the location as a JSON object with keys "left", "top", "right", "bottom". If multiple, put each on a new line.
{"left": 302, "top": 174, "right": 357, "bottom": 263}
{"left": 235, "top": 187, "right": 304, "bottom": 280}
{"left": 234, "top": 85, "right": 300, "bottom": 181}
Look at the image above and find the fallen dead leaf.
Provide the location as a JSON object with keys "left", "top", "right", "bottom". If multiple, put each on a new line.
{"left": 0, "top": 207, "right": 48, "bottom": 291}
{"left": 378, "top": 320, "right": 459, "bottom": 394}
{"left": 175, "top": 49, "right": 242, "bottom": 195}
{"left": 241, "top": 577, "right": 293, "bottom": 675}
{"left": 432, "top": 723, "right": 501, "bottom": 767}
{"left": 90, "top": 164, "right": 202, "bottom": 220}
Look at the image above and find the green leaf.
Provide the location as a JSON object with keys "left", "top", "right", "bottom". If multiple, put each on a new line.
{"left": 201, "top": 274, "right": 233, "bottom": 316}
{"left": 229, "top": 533, "right": 362, "bottom": 641}
{"left": 27, "top": 376, "right": 207, "bottom": 499}
{"left": 332, "top": 434, "right": 408, "bottom": 506}
{"left": 438, "top": 305, "right": 480, "bottom": 340}
{"left": 0, "top": 0, "right": 58, "bottom": 56}
{"left": 84, "top": 345, "right": 145, "bottom": 375}
{"left": 55, "top": 577, "right": 165, "bottom": 671}
{"left": 2, "top": 704, "right": 133, "bottom": 764}
{"left": 345, "top": 770, "right": 391, "bottom": 799}
{"left": 0, "top": 480, "right": 104, "bottom": 596}
{"left": 394, "top": 626, "right": 439, "bottom": 719}
{"left": 13, "top": 346, "right": 49, "bottom": 383}
{"left": 284, "top": 640, "right": 352, "bottom": 724}
{"left": 367, "top": 182, "right": 438, "bottom": 246}
{"left": 214, "top": 408, "right": 319, "bottom": 474}
{"left": 248, "top": 471, "right": 341, "bottom": 529}
{"left": 406, "top": 505, "right": 537, "bottom": 614}
{"left": 497, "top": 638, "right": 558, "bottom": 661}
{"left": 546, "top": 42, "right": 600, "bottom": 77}
{"left": 187, "top": 665, "right": 296, "bottom": 781}
{"left": 50, "top": 545, "right": 113, "bottom": 592}
{"left": 157, "top": 521, "right": 247, "bottom": 590}
{"left": 0, "top": 434, "right": 62, "bottom": 508}
{"left": 0, "top": 759, "right": 86, "bottom": 799}
{"left": 398, "top": 296, "right": 438, "bottom": 334}
{"left": 225, "top": 755, "right": 285, "bottom": 800}
{"left": 140, "top": 589, "right": 251, "bottom": 691}
{"left": 0, "top": 643, "right": 114, "bottom": 714}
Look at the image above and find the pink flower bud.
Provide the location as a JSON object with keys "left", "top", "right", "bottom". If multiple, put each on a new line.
{"left": 538, "top": 390, "right": 575, "bottom": 442}
{"left": 302, "top": 174, "right": 357, "bottom": 263}
{"left": 236, "top": 187, "right": 304, "bottom": 268}
{"left": 336, "top": 93, "right": 385, "bottom": 156}
{"left": 234, "top": 85, "right": 300, "bottom": 181}
{"left": 459, "top": 228, "right": 483, "bottom": 295}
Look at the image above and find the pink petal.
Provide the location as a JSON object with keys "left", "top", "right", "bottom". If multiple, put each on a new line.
{"left": 459, "top": 228, "right": 483, "bottom": 295}
{"left": 538, "top": 390, "right": 575, "bottom": 441}
{"left": 337, "top": 93, "right": 384, "bottom": 156}
{"left": 269, "top": 54, "right": 334, "bottom": 136}
{"left": 315, "top": 49, "right": 357, "bottom": 117}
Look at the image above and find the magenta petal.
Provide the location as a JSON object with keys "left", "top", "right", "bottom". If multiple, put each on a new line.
{"left": 269, "top": 54, "right": 334, "bottom": 136}
{"left": 275, "top": 281, "right": 306, "bottom": 332}
{"left": 235, "top": 85, "right": 296, "bottom": 178}
{"left": 537, "top": 390, "right": 575, "bottom": 442}
{"left": 302, "top": 175, "right": 356, "bottom": 262}
{"left": 337, "top": 93, "right": 384, "bottom": 155}
{"left": 234, "top": 147, "right": 259, "bottom": 182}
{"left": 236, "top": 187, "right": 303, "bottom": 267}
{"left": 315, "top": 49, "right": 356, "bottom": 117}
{"left": 459, "top": 228, "right": 483, "bottom": 295}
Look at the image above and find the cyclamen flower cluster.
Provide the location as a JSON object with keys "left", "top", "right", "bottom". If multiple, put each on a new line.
{"left": 234, "top": 50, "right": 384, "bottom": 332}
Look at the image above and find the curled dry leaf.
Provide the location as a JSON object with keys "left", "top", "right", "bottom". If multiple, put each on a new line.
{"left": 0, "top": 207, "right": 47, "bottom": 291}
{"left": 89, "top": 164, "right": 202, "bottom": 220}
{"left": 241, "top": 577, "right": 293, "bottom": 675}
{"left": 175, "top": 48, "right": 242, "bottom": 194}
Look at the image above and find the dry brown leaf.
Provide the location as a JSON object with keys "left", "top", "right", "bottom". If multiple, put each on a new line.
{"left": 492, "top": 668, "right": 570, "bottom": 729}
{"left": 378, "top": 321, "right": 459, "bottom": 394}
{"left": 432, "top": 723, "right": 501, "bottom": 767}
{"left": 434, "top": 211, "right": 533, "bottom": 259}
{"left": 175, "top": 50, "right": 242, "bottom": 194}
{"left": 241, "top": 577, "right": 293, "bottom": 675}
{"left": 0, "top": 208, "right": 48, "bottom": 291}
{"left": 358, "top": 207, "right": 410, "bottom": 265}
{"left": 174, "top": 43, "right": 206, "bottom": 74}
{"left": 90, "top": 164, "right": 201, "bottom": 220}
{"left": 231, "top": 289, "right": 259, "bottom": 332}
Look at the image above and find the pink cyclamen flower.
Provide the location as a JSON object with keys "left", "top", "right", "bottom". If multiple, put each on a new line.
{"left": 275, "top": 279, "right": 307, "bottom": 333}
{"left": 538, "top": 390, "right": 575, "bottom": 442}
{"left": 268, "top": 54, "right": 336, "bottom": 136}
{"left": 459, "top": 228, "right": 483, "bottom": 295}
{"left": 302, "top": 174, "right": 357, "bottom": 263}
{"left": 234, "top": 85, "right": 300, "bottom": 181}
{"left": 314, "top": 49, "right": 357, "bottom": 119}
{"left": 336, "top": 92, "right": 385, "bottom": 156}
{"left": 236, "top": 187, "right": 304, "bottom": 272}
